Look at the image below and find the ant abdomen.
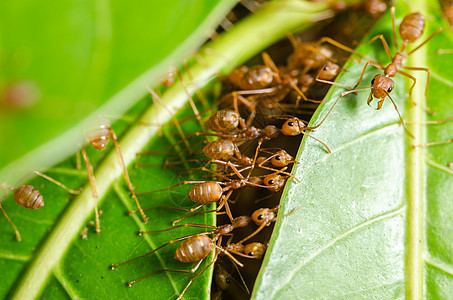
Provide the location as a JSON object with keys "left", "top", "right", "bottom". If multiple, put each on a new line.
{"left": 188, "top": 182, "right": 223, "bottom": 204}
{"left": 399, "top": 12, "right": 425, "bottom": 42}
{"left": 241, "top": 66, "right": 275, "bottom": 90}
{"left": 13, "top": 184, "right": 44, "bottom": 209}
{"left": 174, "top": 235, "right": 212, "bottom": 263}
{"left": 203, "top": 139, "right": 238, "bottom": 161}
{"left": 86, "top": 118, "right": 111, "bottom": 151}
{"left": 206, "top": 110, "right": 241, "bottom": 133}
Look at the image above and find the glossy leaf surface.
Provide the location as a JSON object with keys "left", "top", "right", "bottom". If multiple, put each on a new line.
{"left": 253, "top": 0, "right": 453, "bottom": 298}
{"left": 0, "top": 0, "right": 236, "bottom": 172}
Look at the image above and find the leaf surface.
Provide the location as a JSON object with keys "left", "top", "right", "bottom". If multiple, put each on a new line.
{"left": 0, "top": 0, "right": 237, "bottom": 173}
{"left": 252, "top": 0, "right": 453, "bottom": 298}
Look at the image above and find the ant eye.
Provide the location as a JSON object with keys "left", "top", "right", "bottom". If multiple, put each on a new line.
{"left": 248, "top": 251, "right": 254, "bottom": 256}
{"left": 323, "top": 66, "right": 328, "bottom": 70}
{"left": 257, "top": 215, "right": 264, "bottom": 220}
{"left": 268, "top": 180, "right": 274, "bottom": 185}
{"left": 371, "top": 78, "right": 375, "bottom": 85}
{"left": 287, "top": 122, "right": 294, "bottom": 126}
{"left": 226, "top": 278, "right": 231, "bottom": 284}
{"left": 387, "top": 86, "right": 393, "bottom": 93}
{"left": 275, "top": 156, "right": 281, "bottom": 160}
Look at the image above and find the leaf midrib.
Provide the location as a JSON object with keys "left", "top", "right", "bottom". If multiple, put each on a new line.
{"left": 405, "top": 0, "right": 428, "bottom": 298}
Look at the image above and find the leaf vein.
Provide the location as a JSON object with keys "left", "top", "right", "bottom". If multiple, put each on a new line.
{"left": 53, "top": 267, "right": 81, "bottom": 300}
{"left": 424, "top": 255, "right": 453, "bottom": 277}
{"left": 270, "top": 205, "right": 406, "bottom": 298}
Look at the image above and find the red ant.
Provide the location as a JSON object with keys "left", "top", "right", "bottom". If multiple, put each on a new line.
{"left": 132, "top": 164, "right": 290, "bottom": 224}
{"left": 312, "top": 7, "right": 442, "bottom": 137}
{"left": 1, "top": 171, "right": 80, "bottom": 241}
{"left": 110, "top": 216, "right": 254, "bottom": 300}
{"left": 82, "top": 117, "right": 148, "bottom": 232}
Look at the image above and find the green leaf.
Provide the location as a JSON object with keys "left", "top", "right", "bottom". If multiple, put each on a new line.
{"left": 0, "top": 1, "right": 338, "bottom": 299}
{"left": 0, "top": 0, "right": 238, "bottom": 172}
{"left": 253, "top": 0, "right": 453, "bottom": 298}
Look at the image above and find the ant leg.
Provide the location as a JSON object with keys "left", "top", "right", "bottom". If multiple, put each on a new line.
{"left": 262, "top": 52, "right": 279, "bottom": 72}
{"left": 0, "top": 203, "right": 21, "bottom": 241}
{"left": 128, "top": 258, "right": 206, "bottom": 288}
{"left": 172, "top": 192, "right": 233, "bottom": 225}
{"left": 147, "top": 87, "right": 192, "bottom": 153}
{"left": 291, "top": 84, "right": 323, "bottom": 104}
{"left": 176, "top": 70, "right": 206, "bottom": 132}
{"left": 246, "top": 139, "right": 263, "bottom": 179}
{"left": 262, "top": 52, "right": 322, "bottom": 105}
{"left": 182, "top": 60, "right": 209, "bottom": 107}
{"left": 302, "top": 132, "right": 331, "bottom": 154}
{"left": 237, "top": 222, "right": 267, "bottom": 245}
{"left": 110, "top": 233, "right": 211, "bottom": 269}
{"left": 136, "top": 180, "right": 207, "bottom": 196}
{"left": 32, "top": 171, "right": 81, "bottom": 195}
{"left": 317, "top": 37, "right": 374, "bottom": 61}
{"left": 407, "top": 28, "right": 443, "bottom": 56}
{"left": 129, "top": 204, "right": 205, "bottom": 216}
{"left": 109, "top": 129, "right": 148, "bottom": 223}
{"left": 314, "top": 67, "right": 352, "bottom": 90}
{"left": 365, "top": 34, "right": 393, "bottom": 61}
{"left": 405, "top": 117, "right": 453, "bottom": 125}
{"left": 353, "top": 60, "right": 384, "bottom": 89}
{"left": 400, "top": 66, "right": 433, "bottom": 113}
{"left": 82, "top": 146, "right": 101, "bottom": 233}
{"left": 384, "top": 92, "right": 414, "bottom": 138}
{"left": 139, "top": 223, "right": 217, "bottom": 235}
{"left": 258, "top": 164, "right": 300, "bottom": 183}
{"left": 76, "top": 150, "right": 82, "bottom": 170}
{"left": 308, "top": 87, "right": 373, "bottom": 130}
{"left": 177, "top": 256, "right": 218, "bottom": 300}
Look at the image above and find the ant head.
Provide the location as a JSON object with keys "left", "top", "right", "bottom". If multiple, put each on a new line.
{"left": 371, "top": 74, "right": 394, "bottom": 99}
{"left": 263, "top": 173, "right": 286, "bottom": 192}
{"left": 243, "top": 66, "right": 275, "bottom": 89}
{"left": 215, "top": 266, "right": 232, "bottom": 291}
{"left": 264, "top": 125, "right": 280, "bottom": 139}
{"left": 232, "top": 215, "right": 252, "bottom": 228}
{"left": 271, "top": 150, "right": 293, "bottom": 167}
{"left": 252, "top": 207, "right": 276, "bottom": 226}
{"left": 281, "top": 117, "right": 304, "bottom": 136}
{"left": 399, "top": 12, "right": 425, "bottom": 43}
{"left": 244, "top": 242, "right": 267, "bottom": 258}
{"left": 317, "top": 61, "right": 340, "bottom": 81}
